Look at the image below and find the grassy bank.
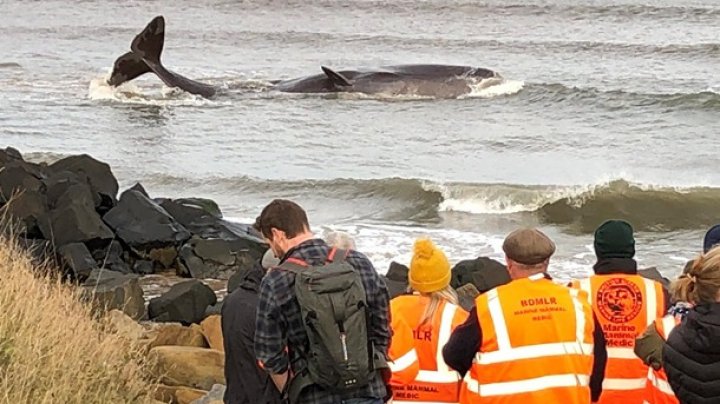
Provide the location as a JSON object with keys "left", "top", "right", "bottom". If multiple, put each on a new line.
{"left": 0, "top": 230, "right": 159, "bottom": 403}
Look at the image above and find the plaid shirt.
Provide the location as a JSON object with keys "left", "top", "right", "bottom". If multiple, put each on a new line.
{"left": 255, "top": 238, "right": 390, "bottom": 403}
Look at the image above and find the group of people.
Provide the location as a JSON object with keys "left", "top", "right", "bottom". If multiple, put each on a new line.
{"left": 220, "top": 199, "right": 720, "bottom": 404}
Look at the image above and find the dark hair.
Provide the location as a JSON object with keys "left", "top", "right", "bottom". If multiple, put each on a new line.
{"left": 254, "top": 199, "right": 310, "bottom": 240}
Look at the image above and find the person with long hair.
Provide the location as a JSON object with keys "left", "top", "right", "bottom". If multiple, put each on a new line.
{"left": 387, "top": 238, "right": 468, "bottom": 403}
{"left": 662, "top": 247, "right": 720, "bottom": 404}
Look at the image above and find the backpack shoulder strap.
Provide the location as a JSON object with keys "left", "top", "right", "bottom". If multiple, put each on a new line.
{"left": 326, "top": 247, "right": 349, "bottom": 263}
{"left": 276, "top": 257, "right": 308, "bottom": 274}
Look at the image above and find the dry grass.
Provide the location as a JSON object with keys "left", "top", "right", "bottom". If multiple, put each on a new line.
{"left": 0, "top": 229, "right": 160, "bottom": 403}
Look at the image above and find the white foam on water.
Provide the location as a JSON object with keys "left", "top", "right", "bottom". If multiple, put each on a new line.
{"left": 668, "top": 255, "right": 691, "bottom": 263}
{"left": 87, "top": 75, "right": 230, "bottom": 107}
{"left": 317, "top": 223, "right": 504, "bottom": 273}
{"left": 222, "top": 217, "right": 643, "bottom": 283}
{"left": 463, "top": 79, "right": 525, "bottom": 99}
{"left": 422, "top": 180, "right": 573, "bottom": 215}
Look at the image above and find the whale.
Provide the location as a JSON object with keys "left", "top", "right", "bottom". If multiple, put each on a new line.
{"left": 271, "top": 64, "right": 502, "bottom": 98}
{"left": 106, "top": 16, "right": 503, "bottom": 99}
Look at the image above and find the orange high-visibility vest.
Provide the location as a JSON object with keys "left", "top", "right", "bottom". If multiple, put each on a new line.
{"left": 460, "top": 273, "right": 595, "bottom": 404}
{"left": 389, "top": 294, "right": 469, "bottom": 403}
{"left": 642, "top": 315, "right": 681, "bottom": 404}
{"left": 571, "top": 274, "right": 666, "bottom": 404}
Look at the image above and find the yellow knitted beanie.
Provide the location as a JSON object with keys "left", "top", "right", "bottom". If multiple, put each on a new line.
{"left": 409, "top": 238, "right": 451, "bottom": 293}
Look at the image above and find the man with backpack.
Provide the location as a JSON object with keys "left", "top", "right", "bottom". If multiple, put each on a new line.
{"left": 253, "top": 199, "right": 392, "bottom": 404}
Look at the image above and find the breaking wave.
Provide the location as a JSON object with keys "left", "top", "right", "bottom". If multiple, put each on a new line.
{"left": 141, "top": 173, "right": 720, "bottom": 232}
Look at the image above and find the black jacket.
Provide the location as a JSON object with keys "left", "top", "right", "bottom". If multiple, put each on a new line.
{"left": 222, "top": 262, "right": 283, "bottom": 404}
{"left": 663, "top": 303, "right": 720, "bottom": 404}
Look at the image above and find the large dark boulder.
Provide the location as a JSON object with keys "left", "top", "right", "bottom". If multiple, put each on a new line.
{"left": 44, "top": 171, "right": 95, "bottom": 211}
{"left": 49, "top": 154, "right": 119, "bottom": 206}
{"left": 160, "top": 197, "right": 222, "bottom": 219}
{"left": 148, "top": 280, "right": 217, "bottom": 325}
{"left": 159, "top": 198, "right": 264, "bottom": 242}
{"left": 0, "top": 147, "right": 23, "bottom": 168}
{"left": 204, "top": 301, "right": 224, "bottom": 318}
{"left": 0, "top": 190, "right": 48, "bottom": 238}
{"left": 384, "top": 276, "right": 409, "bottom": 299}
{"left": 177, "top": 237, "right": 265, "bottom": 279}
{"left": 127, "top": 182, "right": 149, "bottom": 198}
{"left": 91, "top": 240, "right": 131, "bottom": 274}
{"left": 81, "top": 269, "right": 145, "bottom": 320}
{"left": 450, "top": 257, "right": 511, "bottom": 294}
{"left": 133, "top": 260, "right": 154, "bottom": 275}
{"left": 0, "top": 161, "right": 45, "bottom": 202}
{"left": 38, "top": 201, "right": 114, "bottom": 248}
{"left": 639, "top": 266, "right": 671, "bottom": 289}
{"left": 57, "top": 242, "right": 97, "bottom": 281}
{"left": 386, "top": 262, "right": 409, "bottom": 283}
{"left": 103, "top": 190, "right": 191, "bottom": 255}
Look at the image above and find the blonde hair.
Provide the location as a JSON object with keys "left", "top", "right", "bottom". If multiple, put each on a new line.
{"left": 672, "top": 246, "right": 720, "bottom": 305}
{"left": 418, "top": 285, "right": 459, "bottom": 326}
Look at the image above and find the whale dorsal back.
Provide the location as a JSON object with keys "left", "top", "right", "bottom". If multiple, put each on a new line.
{"left": 321, "top": 66, "right": 352, "bottom": 87}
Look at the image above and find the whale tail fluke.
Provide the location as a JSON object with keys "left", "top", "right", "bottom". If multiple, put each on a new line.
{"left": 107, "top": 51, "right": 152, "bottom": 86}
{"left": 130, "top": 15, "right": 165, "bottom": 66}
{"left": 105, "top": 15, "right": 217, "bottom": 98}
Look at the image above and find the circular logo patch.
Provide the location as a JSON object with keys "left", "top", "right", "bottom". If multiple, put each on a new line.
{"left": 597, "top": 278, "right": 643, "bottom": 323}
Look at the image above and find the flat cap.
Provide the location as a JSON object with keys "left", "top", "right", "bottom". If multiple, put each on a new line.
{"left": 502, "top": 228, "right": 556, "bottom": 265}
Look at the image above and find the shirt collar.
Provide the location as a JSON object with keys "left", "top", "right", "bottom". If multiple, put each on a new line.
{"left": 528, "top": 272, "right": 552, "bottom": 281}
{"left": 280, "top": 238, "right": 328, "bottom": 262}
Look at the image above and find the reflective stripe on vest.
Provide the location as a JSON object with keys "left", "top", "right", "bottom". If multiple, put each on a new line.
{"left": 648, "top": 371, "right": 675, "bottom": 396}
{"left": 464, "top": 372, "right": 591, "bottom": 396}
{"left": 390, "top": 349, "right": 419, "bottom": 373}
{"left": 603, "top": 377, "right": 648, "bottom": 390}
{"left": 660, "top": 316, "right": 677, "bottom": 340}
{"left": 462, "top": 273, "right": 594, "bottom": 403}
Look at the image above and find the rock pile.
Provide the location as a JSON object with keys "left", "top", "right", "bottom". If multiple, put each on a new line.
{"left": 106, "top": 310, "right": 227, "bottom": 404}
{"left": 0, "top": 147, "right": 267, "bottom": 321}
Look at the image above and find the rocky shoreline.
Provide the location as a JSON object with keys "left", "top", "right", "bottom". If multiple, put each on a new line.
{"left": 1, "top": 147, "right": 269, "bottom": 320}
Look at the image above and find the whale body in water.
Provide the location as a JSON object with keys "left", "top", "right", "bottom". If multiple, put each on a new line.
{"left": 107, "top": 16, "right": 503, "bottom": 99}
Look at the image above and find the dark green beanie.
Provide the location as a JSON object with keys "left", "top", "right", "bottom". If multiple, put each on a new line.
{"left": 594, "top": 219, "right": 635, "bottom": 259}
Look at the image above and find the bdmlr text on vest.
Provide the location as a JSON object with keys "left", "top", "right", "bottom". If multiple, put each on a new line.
{"left": 520, "top": 297, "right": 557, "bottom": 307}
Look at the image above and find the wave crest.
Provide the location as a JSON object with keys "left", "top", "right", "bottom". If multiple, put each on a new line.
{"left": 141, "top": 173, "right": 720, "bottom": 232}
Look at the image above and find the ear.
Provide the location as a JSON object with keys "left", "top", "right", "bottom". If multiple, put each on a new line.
{"left": 505, "top": 258, "right": 516, "bottom": 278}
{"left": 270, "top": 227, "right": 285, "bottom": 241}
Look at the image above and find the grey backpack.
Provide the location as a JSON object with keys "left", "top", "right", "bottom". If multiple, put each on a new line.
{"left": 279, "top": 248, "right": 373, "bottom": 399}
